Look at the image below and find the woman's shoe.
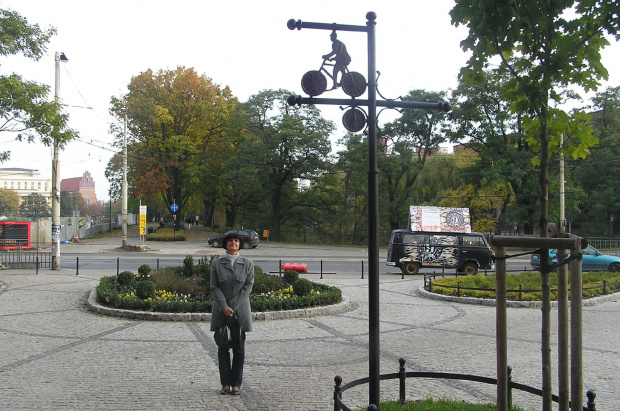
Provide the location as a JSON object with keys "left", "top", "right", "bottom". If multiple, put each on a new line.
{"left": 231, "top": 387, "right": 241, "bottom": 395}
{"left": 220, "top": 386, "right": 230, "bottom": 395}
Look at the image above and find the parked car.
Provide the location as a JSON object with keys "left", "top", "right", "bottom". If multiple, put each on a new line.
{"left": 208, "top": 229, "right": 260, "bottom": 249}
{"left": 530, "top": 245, "right": 620, "bottom": 272}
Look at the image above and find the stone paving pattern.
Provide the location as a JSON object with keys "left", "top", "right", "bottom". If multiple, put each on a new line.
{"left": 0, "top": 233, "right": 618, "bottom": 410}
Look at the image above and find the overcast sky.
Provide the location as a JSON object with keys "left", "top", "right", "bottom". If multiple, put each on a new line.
{"left": 2, "top": 0, "right": 619, "bottom": 201}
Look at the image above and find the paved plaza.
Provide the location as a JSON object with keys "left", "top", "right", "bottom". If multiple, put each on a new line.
{"left": 0, "top": 237, "right": 618, "bottom": 410}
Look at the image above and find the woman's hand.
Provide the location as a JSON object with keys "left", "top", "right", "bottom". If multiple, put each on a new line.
{"left": 222, "top": 307, "right": 234, "bottom": 317}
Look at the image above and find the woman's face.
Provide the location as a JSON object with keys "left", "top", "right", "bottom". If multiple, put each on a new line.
{"left": 226, "top": 238, "right": 240, "bottom": 255}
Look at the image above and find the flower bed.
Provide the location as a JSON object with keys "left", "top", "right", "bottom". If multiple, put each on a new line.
{"left": 95, "top": 260, "right": 342, "bottom": 313}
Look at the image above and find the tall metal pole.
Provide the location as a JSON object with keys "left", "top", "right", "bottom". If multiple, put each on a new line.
{"left": 365, "top": 12, "right": 380, "bottom": 408}
{"left": 122, "top": 110, "right": 128, "bottom": 247}
{"left": 495, "top": 246, "right": 508, "bottom": 410}
{"left": 52, "top": 51, "right": 67, "bottom": 270}
{"left": 557, "top": 134, "right": 569, "bottom": 410}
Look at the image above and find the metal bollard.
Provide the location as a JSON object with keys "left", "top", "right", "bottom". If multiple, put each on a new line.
{"left": 76, "top": 256, "right": 79, "bottom": 275}
{"left": 117, "top": 257, "right": 120, "bottom": 275}
{"left": 361, "top": 261, "right": 364, "bottom": 279}
{"left": 157, "top": 258, "right": 160, "bottom": 271}
{"left": 398, "top": 358, "right": 406, "bottom": 403}
{"left": 321, "top": 260, "right": 323, "bottom": 280}
{"left": 36, "top": 256, "right": 39, "bottom": 275}
{"left": 333, "top": 375, "right": 343, "bottom": 411}
{"left": 507, "top": 366, "right": 513, "bottom": 408}
{"left": 586, "top": 389, "right": 596, "bottom": 411}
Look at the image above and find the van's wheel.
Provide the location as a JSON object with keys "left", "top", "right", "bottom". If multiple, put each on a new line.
{"left": 609, "top": 262, "right": 620, "bottom": 272}
{"left": 403, "top": 262, "right": 420, "bottom": 275}
{"left": 212, "top": 240, "right": 220, "bottom": 248}
{"left": 461, "top": 262, "right": 478, "bottom": 275}
{"left": 243, "top": 242, "right": 250, "bottom": 250}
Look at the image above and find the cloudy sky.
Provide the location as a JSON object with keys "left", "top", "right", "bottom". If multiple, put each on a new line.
{"left": 2, "top": 0, "right": 619, "bottom": 201}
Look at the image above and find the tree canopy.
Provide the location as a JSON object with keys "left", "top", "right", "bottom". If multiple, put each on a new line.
{"left": 451, "top": 0, "right": 620, "bottom": 235}
{"left": 19, "top": 192, "right": 51, "bottom": 218}
{"left": 109, "top": 66, "right": 239, "bottom": 229}
{"left": 0, "top": 188, "right": 20, "bottom": 216}
{"left": 0, "top": 8, "right": 77, "bottom": 162}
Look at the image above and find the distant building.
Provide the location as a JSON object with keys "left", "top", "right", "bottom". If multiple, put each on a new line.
{"left": 61, "top": 171, "right": 97, "bottom": 206}
{"left": 0, "top": 168, "right": 52, "bottom": 206}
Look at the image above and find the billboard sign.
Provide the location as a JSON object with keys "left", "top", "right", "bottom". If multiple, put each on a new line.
{"left": 0, "top": 221, "right": 32, "bottom": 249}
{"left": 409, "top": 206, "right": 471, "bottom": 233}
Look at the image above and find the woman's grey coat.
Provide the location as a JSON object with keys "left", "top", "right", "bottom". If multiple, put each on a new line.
{"left": 210, "top": 256, "right": 255, "bottom": 332}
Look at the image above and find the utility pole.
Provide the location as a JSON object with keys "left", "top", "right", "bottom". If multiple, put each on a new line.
{"left": 52, "top": 51, "right": 68, "bottom": 270}
{"left": 121, "top": 109, "right": 128, "bottom": 247}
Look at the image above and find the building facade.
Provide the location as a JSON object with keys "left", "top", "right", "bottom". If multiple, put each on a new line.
{"left": 0, "top": 168, "right": 52, "bottom": 206}
{"left": 61, "top": 171, "right": 97, "bottom": 206}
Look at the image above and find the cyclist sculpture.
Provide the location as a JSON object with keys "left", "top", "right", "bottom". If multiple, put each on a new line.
{"left": 322, "top": 31, "right": 351, "bottom": 90}
{"left": 300, "top": 31, "right": 367, "bottom": 99}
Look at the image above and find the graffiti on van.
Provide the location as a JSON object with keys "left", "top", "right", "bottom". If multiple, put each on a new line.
{"left": 402, "top": 234, "right": 459, "bottom": 267}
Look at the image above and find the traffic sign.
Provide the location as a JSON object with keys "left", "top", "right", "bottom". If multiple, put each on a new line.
{"left": 170, "top": 203, "right": 178, "bottom": 212}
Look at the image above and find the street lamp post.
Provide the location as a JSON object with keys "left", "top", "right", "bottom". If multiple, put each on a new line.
{"left": 287, "top": 13, "right": 450, "bottom": 408}
{"left": 52, "top": 51, "right": 68, "bottom": 270}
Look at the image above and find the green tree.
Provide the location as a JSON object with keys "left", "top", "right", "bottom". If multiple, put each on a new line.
{"left": 0, "top": 188, "right": 20, "bottom": 216}
{"left": 19, "top": 192, "right": 51, "bottom": 218}
{"left": 380, "top": 89, "right": 450, "bottom": 231}
{"left": 0, "top": 8, "right": 77, "bottom": 162}
{"left": 335, "top": 133, "right": 370, "bottom": 244}
{"left": 451, "top": 1, "right": 619, "bottom": 237}
{"left": 446, "top": 70, "right": 538, "bottom": 233}
{"left": 242, "top": 89, "right": 334, "bottom": 241}
{"left": 451, "top": 4, "right": 619, "bottom": 406}
{"left": 571, "top": 86, "right": 620, "bottom": 236}
{"left": 60, "top": 191, "right": 86, "bottom": 217}
{"left": 109, "top": 67, "right": 238, "bottom": 230}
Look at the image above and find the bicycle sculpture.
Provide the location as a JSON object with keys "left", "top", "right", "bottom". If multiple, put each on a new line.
{"left": 300, "top": 31, "right": 368, "bottom": 132}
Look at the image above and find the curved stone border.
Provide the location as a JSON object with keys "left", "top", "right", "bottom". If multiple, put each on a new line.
{"left": 87, "top": 289, "right": 350, "bottom": 321}
{"left": 417, "top": 285, "right": 619, "bottom": 308}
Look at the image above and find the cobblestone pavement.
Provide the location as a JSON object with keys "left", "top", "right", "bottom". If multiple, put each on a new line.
{"left": 0, "top": 237, "right": 618, "bottom": 410}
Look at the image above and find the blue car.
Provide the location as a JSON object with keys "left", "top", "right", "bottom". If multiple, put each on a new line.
{"left": 530, "top": 245, "right": 620, "bottom": 272}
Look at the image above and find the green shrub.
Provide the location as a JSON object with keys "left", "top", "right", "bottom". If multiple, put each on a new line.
{"left": 253, "top": 272, "right": 287, "bottom": 294}
{"left": 254, "top": 265, "right": 263, "bottom": 276}
{"left": 117, "top": 271, "right": 135, "bottom": 286}
{"left": 283, "top": 270, "right": 299, "bottom": 283}
{"left": 182, "top": 255, "right": 194, "bottom": 276}
{"left": 146, "top": 228, "right": 186, "bottom": 241}
{"left": 136, "top": 281, "right": 156, "bottom": 299}
{"left": 429, "top": 271, "right": 620, "bottom": 301}
{"left": 138, "top": 264, "right": 152, "bottom": 276}
{"left": 195, "top": 264, "right": 210, "bottom": 287}
{"left": 150, "top": 267, "right": 207, "bottom": 296}
{"left": 292, "top": 278, "right": 313, "bottom": 296}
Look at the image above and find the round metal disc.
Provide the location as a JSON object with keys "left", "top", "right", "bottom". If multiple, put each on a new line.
{"left": 342, "top": 108, "right": 366, "bottom": 132}
{"left": 341, "top": 72, "right": 367, "bottom": 97}
{"left": 301, "top": 70, "right": 327, "bottom": 96}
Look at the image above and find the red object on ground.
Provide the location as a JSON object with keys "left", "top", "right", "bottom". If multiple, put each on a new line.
{"left": 281, "top": 263, "right": 308, "bottom": 273}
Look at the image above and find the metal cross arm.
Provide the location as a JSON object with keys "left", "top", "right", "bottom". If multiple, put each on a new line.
{"left": 287, "top": 94, "right": 451, "bottom": 112}
{"left": 287, "top": 18, "right": 368, "bottom": 34}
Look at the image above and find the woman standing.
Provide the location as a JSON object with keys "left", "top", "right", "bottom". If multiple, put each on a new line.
{"left": 210, "top": 232, "right": 255, "bottom": 396}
